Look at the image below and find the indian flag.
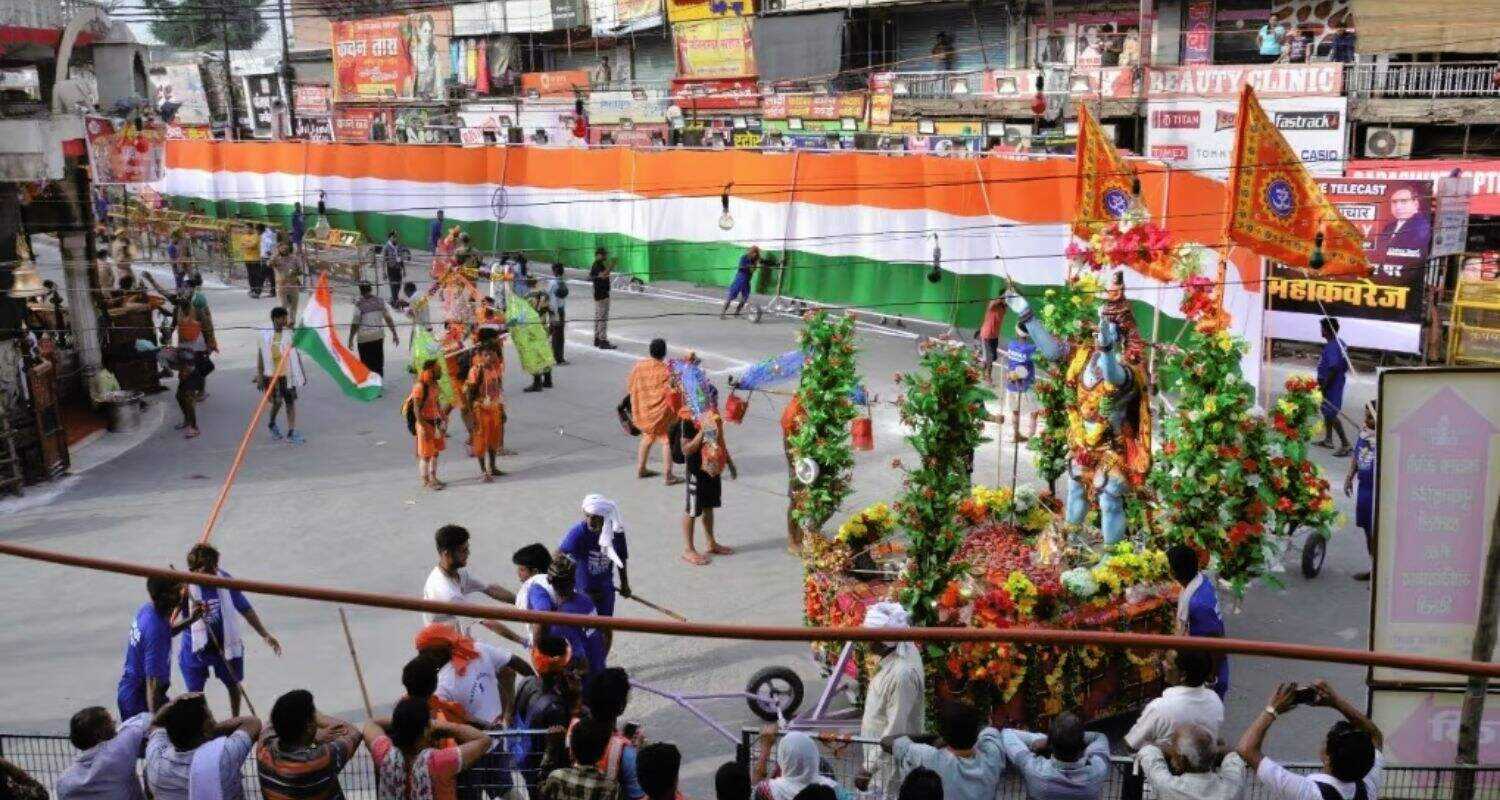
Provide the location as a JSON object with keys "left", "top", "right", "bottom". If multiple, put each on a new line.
{"left": 292, "top": 273, "right": 382, "bottom": 402}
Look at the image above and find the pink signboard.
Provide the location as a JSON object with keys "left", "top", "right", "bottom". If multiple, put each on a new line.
{"left": 1372, "top": 690, "right": 1500, "bottom": 766}
{"left": 1372, "top": 370, "right": 1500, "bottom": 684}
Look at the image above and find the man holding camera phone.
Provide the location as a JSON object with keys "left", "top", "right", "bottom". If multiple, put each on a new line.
{"left": 1237, "top": 680, "right": 1384, "bottom": 800}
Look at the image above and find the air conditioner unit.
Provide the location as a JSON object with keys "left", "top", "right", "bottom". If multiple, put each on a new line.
{"left": 1365, "top": 127, "right": 1413, "bottom": 158}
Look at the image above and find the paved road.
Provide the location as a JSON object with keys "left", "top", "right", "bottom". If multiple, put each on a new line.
{"left": 1, "top": 239, "right": 1380, "bottom": 791}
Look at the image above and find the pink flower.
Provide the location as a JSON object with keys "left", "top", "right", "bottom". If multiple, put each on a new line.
{"left": 1065, "top": 240, "right": 1088, "bottom": 261}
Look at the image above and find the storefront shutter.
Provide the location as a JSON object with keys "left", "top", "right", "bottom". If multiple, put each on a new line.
{"left": 628, "top": 33, "right": 677, "bottom": 84}
{"left": 895, "top": 2, "right": 1009, "bottom": 72}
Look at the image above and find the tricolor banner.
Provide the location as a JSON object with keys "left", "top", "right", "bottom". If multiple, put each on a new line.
{"left": 158, "top": 141, "right": 1269, "bottom": 389}
{"left": 293, "top": 274, "right": 382, "bottom": 402}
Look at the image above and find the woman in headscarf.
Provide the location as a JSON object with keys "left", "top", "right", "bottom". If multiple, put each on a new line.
{"left": 361, "top": 695, "right": 490, "bottom": 800}
{"left": 751, "top": 729, "right": 855, "bottom": 800}
{"left": 1344, "top": 400, "right": 1378, "bottom": 581}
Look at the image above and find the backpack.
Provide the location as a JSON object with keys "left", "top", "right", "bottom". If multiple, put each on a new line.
{"left": 1315, "top": 779, "right": 1368, "bottom": 800}
{"left": 554, "top": 281, "right": 570, "bottom": 299}
{"left": 400, "top": 394, "right": 418, "bottom": 436}
{"left": 617, "top": 396, "right": 639, "bottom": 436}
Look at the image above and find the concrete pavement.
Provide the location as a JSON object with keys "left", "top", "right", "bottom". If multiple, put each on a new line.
{"left": 0, "top": 240, "right": 1381, "bottom": 791}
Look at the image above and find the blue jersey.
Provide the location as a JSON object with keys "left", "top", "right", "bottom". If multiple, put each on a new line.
{"left": 559, "top": 521, "right": 628, "bottom": 595}
{"left": 180, "top": 574, "right": 252, "bottom": 664}
{"left": 1317, "top": 339, "right": 1348, "bottom": 412}
{"left": 1354, "top": 432, "right": 1377, "bottom": 532}
{"left": 530, "top": 590, "right": 607, "bottom": 677}
{"left": 1185, "top": 576, "right": 1225, "bottom": 638}
{"left": 735, "top": 254, "right": 755, "bottom": 281}
{"left": 121, "top": 602, "right": 173, "bottom": 686}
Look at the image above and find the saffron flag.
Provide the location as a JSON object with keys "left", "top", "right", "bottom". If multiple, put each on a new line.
{"left": 1226, "top": 85, "right": 1367, "bottom": 277}
{"left": 1072, "top": 103, "right": 1138, "bottom": 239}
{"left": 292, "top": 273, "right": 383, "bottom": 401}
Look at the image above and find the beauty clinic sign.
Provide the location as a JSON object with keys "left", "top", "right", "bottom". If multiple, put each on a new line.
{"left": 1147, "top": 63, "right": 1343, "bottom": 99}
{"left": 1371, "top": 369, "right": 1500, "bottom": 685}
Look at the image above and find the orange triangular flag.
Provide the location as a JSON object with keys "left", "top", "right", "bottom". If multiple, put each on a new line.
{"left": 1225, "top": 85, "right": 1367, "bottom": 277}
{"left": 1072, "top": 103, "right": 1138, "bottom": 239}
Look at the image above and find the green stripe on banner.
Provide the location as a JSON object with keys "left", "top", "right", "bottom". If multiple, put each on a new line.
{"left": 169, "top": 195, "right": 1188, "bottom": 339}
{"left": 292, "top": 326, "right": 382, "bottom": 402}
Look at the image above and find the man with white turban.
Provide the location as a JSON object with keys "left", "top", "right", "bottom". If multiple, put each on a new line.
{"left": 856, "top": 601, "right": 925, "bottom": 799}
{"left": 560, "top": 494, "right": 633, "bottom": 656}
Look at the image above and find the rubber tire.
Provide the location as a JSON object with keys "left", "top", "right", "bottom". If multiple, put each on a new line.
{"left": 746, "top": 666, "right": 804, "bottom": 721}
{"left": 1301, "top": 532, "right": 1327, "bottom": 579}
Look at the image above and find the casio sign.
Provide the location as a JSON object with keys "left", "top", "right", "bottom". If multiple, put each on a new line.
{"left": 1275, "top": 111, "right": 1340, "bottom": 131}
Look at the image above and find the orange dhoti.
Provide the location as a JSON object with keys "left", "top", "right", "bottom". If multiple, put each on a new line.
{"left": 416, "top": 420, "right": 446, "bottom": 459}
{"left": 627, "top": 358, "right": 675, "bottom": 438}
{"left": 471, "top": 400, "right": 504, "bottom": 456}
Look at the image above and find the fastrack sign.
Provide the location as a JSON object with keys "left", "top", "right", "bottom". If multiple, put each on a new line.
{"left": 1147, "top": 63, "right": 1343, "bottom": 99}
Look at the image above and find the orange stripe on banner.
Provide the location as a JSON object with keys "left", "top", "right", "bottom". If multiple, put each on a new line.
{"left": 164, "top": 142, "right": 1260, "bottom": 287}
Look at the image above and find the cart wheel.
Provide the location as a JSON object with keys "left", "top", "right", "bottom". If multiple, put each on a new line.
{"left": 1301, "top": 531, "right": 1327, "bottom": 579}
{"left": 746, "top": 666, "right": 804, "bottom": 721}
{"left": 750, "top": 304, "right": 764, "bottom": 324}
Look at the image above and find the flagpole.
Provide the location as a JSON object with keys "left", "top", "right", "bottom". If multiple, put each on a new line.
{"left": 198, "top": 330, "right": 291, "bottom": 545}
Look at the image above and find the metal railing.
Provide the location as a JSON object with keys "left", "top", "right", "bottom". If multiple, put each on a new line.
{"left": 739, "top": 728, "right": 1500, "bottom": 800}
{"left": 0, "top": 729, "right": 548, "bottom": 800}
{"left": 892, "top": 70, "right": 989, "bottom": 100}
{"left": 1346, "top": 61, "right": 1500, "bottom": 99}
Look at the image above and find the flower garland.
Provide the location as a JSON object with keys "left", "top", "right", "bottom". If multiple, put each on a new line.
{"left": 1028, "top": 275, "right": 1102, "bottom": 487}
{"left": 837, "top": 502, "right": 895, "bottom": 550}
{"left": 789, "top": 311, "right": 861, "bottom": 537}
{"left": 894, "top": 343, "right": 994, "bottom": 631}
{"left": 1267, "top": 375, "right": 1341, "bottom": 539}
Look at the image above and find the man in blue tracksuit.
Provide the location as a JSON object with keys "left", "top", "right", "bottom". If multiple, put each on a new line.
{"left": 1315, "top": 316, "right": 1352, "bottom": 457}
{"left": 720, "top": 246, "right": 760, "bottom": 319}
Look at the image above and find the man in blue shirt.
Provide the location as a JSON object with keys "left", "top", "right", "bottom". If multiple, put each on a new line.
{"left": 1002, "top": 326, "right": 1038, "bottom": 442}
{"left": 526, "top": 554, "right": 607, "bottom": 677}
{"left": 289, "top": 202, "right": 305, "bottom": 251}
{"left": 561, "top": 495, "right": 633, "bottom": 656}
{"left": 720, "top": 246, "right": 760, "bottom": 319}
{"left": 1000, "top": 713, "right": 1112, "bottom": 800}
{"left": 1315, "top": 316, "right": 1352, "bottom": 457}
{"left": 118, "top": 577, "right": 200, "bottom": 720}
{"left": 1168, "top": 544, "right": 1229, "bottom": 699}
{"left": 428, "top": 209, "right": 446, "bottom": 251}
{"left": 179, "top": 544, "right": 283, "bottom": 717}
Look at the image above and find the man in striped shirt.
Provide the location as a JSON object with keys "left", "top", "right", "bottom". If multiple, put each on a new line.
{"left": 257, "top": 690, "right": 362, "bottom": 799}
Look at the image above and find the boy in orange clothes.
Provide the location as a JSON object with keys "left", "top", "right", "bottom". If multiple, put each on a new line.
{"left": 626, "top": 338, "right": 681, "bottom": 485}
{"left": 466, "top": 328, "right": 506, "bottom": 481}
{"left": 408, "top": 359, "right": 449, "bottom": 490}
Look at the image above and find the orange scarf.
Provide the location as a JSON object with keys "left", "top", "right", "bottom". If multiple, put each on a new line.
{"left": 414, "top": 623, "right": 480, "bottom": 675}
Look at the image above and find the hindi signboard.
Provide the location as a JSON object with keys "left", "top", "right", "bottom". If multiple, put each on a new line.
{"left": 1266, "top": 178, "right": 1432, "bottom": 353}
{"left": 1369, "top": 688, "right": 1500, "bottom": 766}
{"left": 333, "top": 9, "right": 452, "bottom": 101}
{"left": 674, "top": 18, "right": 756, "bottom": 79}
{"left": 1371, "top": 368, "right": 1500, "bottom": 685}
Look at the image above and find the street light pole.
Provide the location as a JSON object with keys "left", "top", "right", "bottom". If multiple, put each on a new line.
{"left": 276, "top": 0, "right": 297, "bottom": 134}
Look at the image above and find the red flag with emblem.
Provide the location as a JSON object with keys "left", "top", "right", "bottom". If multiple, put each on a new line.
{"left": 1225, "top": 85, "right": 1367, "bottom": 277}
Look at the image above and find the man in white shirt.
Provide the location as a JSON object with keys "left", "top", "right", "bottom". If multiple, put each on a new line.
{"left": 856, "top": 602, "right": 926, "bottom": 799}
{"left": 144, "top": 693, "right": 262, "bottom": 800}
{"left": 57, "top": 706, "right": 151, "bottom": 799}
{"left": 885, "top": 701, "right": 1006, "bottom": 800}
{"left": 423, "top": 524, "right": 524, "bottom": 645}
{"left": 1137, "top": 724, "right": 1247, "bottom": 800}
{"left": 1238, "top": 680, "right": 1385, "bottom": 800}
{"left": 1124, "top": 649, "right": 1224, "bottom": 751}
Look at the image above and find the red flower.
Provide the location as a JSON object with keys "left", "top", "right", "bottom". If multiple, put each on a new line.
{"left": 1276, "top": 496, "right": 1294, "bottom": 513}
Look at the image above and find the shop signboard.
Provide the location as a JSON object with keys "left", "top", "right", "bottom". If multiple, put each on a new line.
{"left": 333, "top": 9, "right": 452, "bottom": 101}
{"left": 164, "top": 124, "right": 214, "bottom": 140}
{"left": 293, "top": 84, "right": 332, "bottom": 115}
{"left": 1266, "top": 178, "right": 1433, "bottom": 353}
{"left": 666, "top": 0, "right": 754, "bottom": 24}
{"left": 674, "top": 18, "right": 756, "bottom": 79}
{"left": 1371, "top": 368, "right": 1500, "bottom": 686}
{"left": 1350, "top": 159, "right": 1500, "bottom": 217}
{"left": 1432, "top": 175, "right": 1475, "bottom": 259}
{"left": 149, "top": 63, "right": 211, "bottom": 126}
{"left": 592, "top": 0, "right": 664, "bottom": 36}
{"left": 521, "top": 70, "right": 590, "bottom": 98}
{"left": 869, "top": 72, "right": 893, "bottom": 126}
{"left": 587, "top": 90, "right": 671, "bottom": 124}
{"left": 294, "top": 116, "right": 333, "bottom": 141}
{"left": 551, "top": 0, "right": 583, "bottom": 30}
{"left": 761, "top": 92, "right": 865, "bottom": 120}
{"left": 670, "top": 77, "right": 760, "bottom": 110}
{"left": 453, "top": 0, "right": 554, "bottom": 35}
{"left": 242, "top": 74, "right": 282, "bottom": 135}
{"left": 591, "top": 125, "right": 670, "bottom": 146}
{"left": 1145, "top": 95, "right": 1346, "bottom": 178}
{"left": 1145, "top": 63, "right": 1343, "bottom": 99}
{"left": 333, "top": 107, "right": 392, "bottom": 141}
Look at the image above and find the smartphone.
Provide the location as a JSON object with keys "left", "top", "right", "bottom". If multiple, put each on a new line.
{"left": 1292, "top": 685, "right": 1320, "bottom": 705}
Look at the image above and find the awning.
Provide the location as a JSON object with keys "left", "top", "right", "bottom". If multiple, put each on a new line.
{"left": 1352, "top": 0, "right": 1500, "bottom": 54}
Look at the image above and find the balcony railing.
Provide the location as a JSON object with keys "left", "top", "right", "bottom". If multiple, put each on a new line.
{"left": 1346, "top": 61, "right": 1500, "bottom": 99}
{"left": 892, "top": 70, "right": 989, "bottom": 100}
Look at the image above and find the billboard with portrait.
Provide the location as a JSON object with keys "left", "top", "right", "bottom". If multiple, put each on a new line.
{"left": 1266, "top": 178, "right": 1434, "bottom": 353}
{"left": 333, "top": 9, "right": 452, "bottom": 101}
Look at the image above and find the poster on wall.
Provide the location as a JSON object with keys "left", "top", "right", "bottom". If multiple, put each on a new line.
{"left": 243, "top": 74, "right": 282, "bottom": 136}
{"left": 1350, "top": 159, "right": 1500, "bottom": 217}
{"left": 674, "top": 18, "right": 756, "bottom": 79}
{"left": 1371, "top": 368, "right": 1500, "bottom": 685}
{"left": 667, "top": 0, "right": 754, "bottom": 24}
{"left": 84, "top": 116, "right": 165, "bottom": 185}
{"left": 295, "top": 116, "right": 333, "bottom": 141}
{"left": 333, "top": 9, "right": 452, "bottom": 101}
{"left": 333, "top": 108, "right": 393, "bottom": 141}
{"left": 1145, "top": 95, "right": 1346, "bottom": 178}
{"left": 293, "top": 84, "right": 332, "bottom": 115}
{"left": 1369, "top": 689, "right": 1500, "bottom": 766}
{"left": 1266, "top": 178, "right": 1432, "bottom": 353}
{"left": 149, "top": 64, "right": 211, "bottom": 126}
{"left": 521, "top": 70, "right": 590, "bottom": 98}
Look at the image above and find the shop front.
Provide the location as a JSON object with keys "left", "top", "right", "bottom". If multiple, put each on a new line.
{"left": 587, "top": 89, "right": 671, "bottom": 147}
{"left": 293, "top": 83, "right": 333, "bottom": 141}
{"left": 230, "top": 53, "right": 286, "bottom": 139}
